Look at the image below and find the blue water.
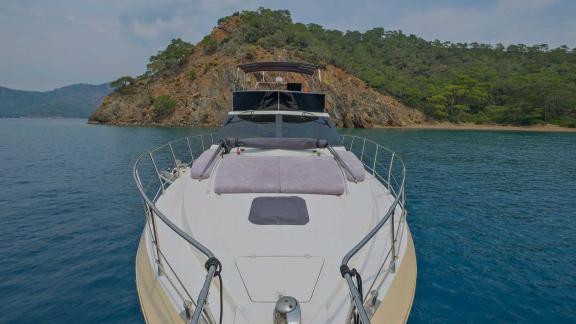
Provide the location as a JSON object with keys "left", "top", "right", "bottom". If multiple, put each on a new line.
{"left": 1, "top": 118, "right": 575, "bottom": 323}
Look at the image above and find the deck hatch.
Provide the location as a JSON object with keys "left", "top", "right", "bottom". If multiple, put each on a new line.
{"left": 235, "top": 256, "right": 324, "bottom": 302}
{"left": 249, "top": 196, "right": 309, "bottom": 225}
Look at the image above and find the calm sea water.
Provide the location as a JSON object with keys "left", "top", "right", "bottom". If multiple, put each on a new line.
{"left": 1, "top": 118, "right": 575, "bottom": 323}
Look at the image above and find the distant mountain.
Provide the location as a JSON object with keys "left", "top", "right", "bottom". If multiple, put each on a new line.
{"left": 0, "top": 83, "right": 112, "bottom": 118}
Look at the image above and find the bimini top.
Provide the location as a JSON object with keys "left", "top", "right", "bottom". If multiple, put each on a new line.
{"left": 237, "top": 62, "right": 318, "bottom": 75}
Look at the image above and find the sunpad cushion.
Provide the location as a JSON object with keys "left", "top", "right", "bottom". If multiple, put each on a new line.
{"left": 214, "top": 155, "right": 345, "bottom": 195}
{"left": 215, "top": 156, "right": 280, "bottom": 194}
{"left": 190, "top": 149, "right": 218, "bottom": 179}
{"left": 279, "top": 157, "right": 345, "bottom": 195}
{"left": 338, "top": 151, "right": 366, "bottom": 182}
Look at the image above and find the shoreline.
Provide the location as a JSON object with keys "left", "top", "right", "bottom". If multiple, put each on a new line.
{"left": 87, "top": 120, "right": 576, "bottom": 132}
{"left": 382, "top": 122, "right": 576, "bottom": 133}
{"left": 5, "top": 118, "right": 575, "bottom": 132}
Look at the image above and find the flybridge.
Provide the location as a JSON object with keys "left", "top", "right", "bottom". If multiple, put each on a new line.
{"left": 233, "top": 61, "right": 325, "bottom": 112}
{"left": 237, "top": 61, "right": 320, "bottom": 76}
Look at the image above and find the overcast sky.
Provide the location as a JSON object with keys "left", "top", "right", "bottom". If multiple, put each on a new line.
{"left": 1, "top": 0, "right": 575, "bottom": 91}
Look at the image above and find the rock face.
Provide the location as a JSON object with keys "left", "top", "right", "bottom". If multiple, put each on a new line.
{"left": 90, "top": 23, "right": 424, "bottom": 128}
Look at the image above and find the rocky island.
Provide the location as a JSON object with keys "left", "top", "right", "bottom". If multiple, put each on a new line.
{"left": 90, "top": 9, "right": 576, "bottom": 128}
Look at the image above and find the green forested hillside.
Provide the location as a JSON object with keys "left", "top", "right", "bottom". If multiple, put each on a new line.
{"left": 212, "top": 9, "right": 576, "bottom": 126}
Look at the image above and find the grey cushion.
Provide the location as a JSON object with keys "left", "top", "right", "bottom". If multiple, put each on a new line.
{"left": 214, "top": 156, "right": 280, "bottom": 194}
{"left": 191, "top": 149, "right": 218, "bottom": 179}
{"left": 279, "top": 157, "right": 345, "bottom": 195}
{"left": 214, "top": 155, "right": 346, "bottom": 195}
{"left": 249, "top": 196, "right": 309, "bottom": 225}
{"left": 338, "top": 151, "right": 366, "bottom": 182}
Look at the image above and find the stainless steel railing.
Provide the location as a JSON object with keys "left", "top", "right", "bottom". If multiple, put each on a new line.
{"left": 339, "top": 135, "right": 407, "bottom": 324}
{"left": 133, "top": 133, "right": 220, "bottom": 324}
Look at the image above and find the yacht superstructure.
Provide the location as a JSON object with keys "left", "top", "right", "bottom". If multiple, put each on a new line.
{"left": 133, "top": 62, "right": 416, "bottom": 324}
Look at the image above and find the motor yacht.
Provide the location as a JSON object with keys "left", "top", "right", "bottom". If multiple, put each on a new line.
{"left": 133, "top": 62, "right": 416, "bottom": 324}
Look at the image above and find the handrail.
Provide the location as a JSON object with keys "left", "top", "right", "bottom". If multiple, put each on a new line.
{"left": 133, "top": 133, "right": 221, "bottom": 324}
{"left": 134, "top": 158, "right": 216, "bottom": 258}
{"left": 339, "top": 135, "right": 407, "bottom": 324}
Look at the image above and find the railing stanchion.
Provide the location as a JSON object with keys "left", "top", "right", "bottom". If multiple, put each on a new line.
{"left": 200, "top": 135, "right": 205, "bottom": 151}
{"left": 149, "top": 152, "right": 165, "bottom": 193}
{"left": 141, "top": 199, "right": 161, "bottom": 267}
{"left": 186, "top": 137, "right": 195, "bottom": 163}
{"left": 401, "top": 178, "right": 406, "bottom": 221}
{"left": 387, "top": 152, "right": 395, "bottom": 190}
{"left": 360, "top": 138, "right": 366, "bottom": 163}
{"left": 210, "top": 133, "right": 214, "bottom": 146}
{"left": 389, "top": 208, "right": 396, "bottom": 273}
{"left": 372, "top": 145, "right": 379, "bottom": 175}
{"left": 148, "top": 204, "right": 163, "bottom": 271}
{"left": 168, "top": 142, "right": 178, "bottom": 169}
{"left": 342, "top": 135, "right": 348, "bottom": 149}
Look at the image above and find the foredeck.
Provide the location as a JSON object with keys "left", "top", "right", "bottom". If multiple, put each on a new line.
{"left": 133, "top": 134, "right": 410, "bottom": 324}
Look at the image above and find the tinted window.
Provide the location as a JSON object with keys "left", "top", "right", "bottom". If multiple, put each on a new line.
{"left": 219, "top": 114, "right": 277, "bottom": 139}
{"left": 281, "top": 115, "right": 340, "bottom": 145}
{"left": 233, "top": 91, "right": 325, "bottom": 112}
{"left": 218, "top": 114, "right": 341, "bottom": 146}
{"left": 233, "top": 91, "right": 278, "bottom": 111}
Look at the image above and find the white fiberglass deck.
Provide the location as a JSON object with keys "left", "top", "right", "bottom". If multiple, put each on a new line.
{"left": 140, "top": 146, "right": 409, "bottom": 324}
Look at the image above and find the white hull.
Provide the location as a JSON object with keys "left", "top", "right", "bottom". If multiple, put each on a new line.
{"left": 134, "top": 145, "right": 416, "bottom": 324}
{"left": 135, "top": 220, "right": 416, "bottom": 324}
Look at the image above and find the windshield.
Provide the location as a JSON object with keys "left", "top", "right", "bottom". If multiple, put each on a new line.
{"left": 281, "top": 115, "right": 340, "bottom": 143}
{"left": 232, "top": 91, "right": 325, "bottom": 112}
{"left": 219, "top": 114, "right": 277, "bottom": 139}
{"left": 218, "top": 114, "right": 341, "bottom": 145}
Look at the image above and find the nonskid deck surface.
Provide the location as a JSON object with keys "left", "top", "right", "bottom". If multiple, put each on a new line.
{"left": 145, "top": 148, "right": 407, "bottom": 323}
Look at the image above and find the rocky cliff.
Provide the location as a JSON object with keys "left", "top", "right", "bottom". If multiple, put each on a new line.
{"left": 90, "top": 16, "right": 424, "bottom": 128}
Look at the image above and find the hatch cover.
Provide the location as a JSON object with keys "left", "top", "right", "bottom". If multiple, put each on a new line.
{"left": 235, "top": 256, "right": 324, "bottom": 303}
